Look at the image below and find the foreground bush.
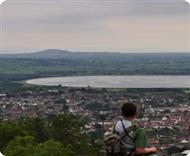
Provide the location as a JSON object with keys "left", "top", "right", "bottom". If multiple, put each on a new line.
{"left": 0, "top": 115, "right": 98, "bottom": 156}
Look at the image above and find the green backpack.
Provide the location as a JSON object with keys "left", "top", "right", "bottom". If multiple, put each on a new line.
{"left": 99, "top": 119, "right": 137, "bottom": 156}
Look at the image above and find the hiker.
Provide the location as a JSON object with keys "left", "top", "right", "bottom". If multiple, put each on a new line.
{"left": 113, "top": 102, "right": 158, "bottom": 156}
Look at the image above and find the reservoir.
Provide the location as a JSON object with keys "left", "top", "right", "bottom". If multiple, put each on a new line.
{"left": 26, "top": 75, "right": 190, "bottom": 88}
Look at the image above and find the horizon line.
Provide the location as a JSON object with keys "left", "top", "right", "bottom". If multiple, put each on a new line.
{"left": 2, "top": 49, "right": 190, "bottom": 55}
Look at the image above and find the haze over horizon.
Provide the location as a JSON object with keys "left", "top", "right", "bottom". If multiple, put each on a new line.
{"left": 2, "top": 49, "right": 190, "bottom": 55}
{"left": 0, "top": 0, "right": 190, "bottom": 54}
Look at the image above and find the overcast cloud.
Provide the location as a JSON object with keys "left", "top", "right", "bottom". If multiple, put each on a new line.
{"left": 0, "top": 0, "right": 190, "bottom": 53}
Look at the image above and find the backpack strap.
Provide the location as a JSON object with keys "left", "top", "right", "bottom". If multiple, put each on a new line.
{"left": 113, "top": 119, "right": 127, "bottom": 140}
{"left": 120, "top": 119, "right": 136, "bottom": 142}
{"left": 113, "top": 118, "right": 137, "bottom": 141}
{"left": 112, "top": 120, "right": 118, "bottom": 134}
{"left": 112, "top": 116, "right": 125, "bottom": 134}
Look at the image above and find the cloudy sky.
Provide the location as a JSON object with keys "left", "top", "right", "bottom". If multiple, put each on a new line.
{"left": 0, "top": 0, "right": 190, "bottom": 53}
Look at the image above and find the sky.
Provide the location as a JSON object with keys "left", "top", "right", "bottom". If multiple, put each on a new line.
{"left": 0, "top": 0, "right": 190, "bottom": 53}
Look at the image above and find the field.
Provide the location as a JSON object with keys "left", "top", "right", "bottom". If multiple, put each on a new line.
{"left": 1, "top": 52, "right": 190, "bottom": 82}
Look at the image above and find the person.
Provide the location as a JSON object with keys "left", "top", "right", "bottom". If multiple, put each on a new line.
{"left": 113, "top": 102, "right": 158, "bottom": 156}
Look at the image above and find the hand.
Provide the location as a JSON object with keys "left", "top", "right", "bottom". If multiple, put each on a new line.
{"left": 149, "top": 147, "right": 158, "bottom": 153}
{"left": 137, "top": 147, "right": 158, "bottom": 155}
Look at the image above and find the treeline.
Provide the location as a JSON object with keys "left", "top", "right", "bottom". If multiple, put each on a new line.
{"left": 0, "top": 115, "right": 98, "bottom": 156}
{"left": 1, "top": 54, "right": 190, "bottom": 81}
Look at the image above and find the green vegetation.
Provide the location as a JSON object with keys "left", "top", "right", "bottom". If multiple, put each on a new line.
{"left": 0, "top": 115, "right": 98, "bottom": 156}
{"left": 1, "top": 52, "right": 190, "bottom": 82}
{"left": 5, "top": 137, "right": 73, "bottom": 156}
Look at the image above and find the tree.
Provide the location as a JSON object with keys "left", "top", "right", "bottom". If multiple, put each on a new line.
{"left": 19, "top": 118, "right": 51, "bottom": 143}
{"left": 50, "top": 114, "right": 97, "bottom": 156}
{"left": 1, "top": 115, "right": 98, "bottom": 156}
{"left": 35, "top": 140, "right": 73, "bottom": 156}
{"left": 0, "top": 122, "right": 26, "bottom": 151}
{"left": 4, "top": 136, "right": 36, "bottom": 156}
{"left": 4, "top": 136, "right": 73, "bottom": 156}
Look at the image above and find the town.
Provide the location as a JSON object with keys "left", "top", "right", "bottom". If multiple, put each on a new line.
{"left": 0, "top": 85, "right": 189, "bottom": 155}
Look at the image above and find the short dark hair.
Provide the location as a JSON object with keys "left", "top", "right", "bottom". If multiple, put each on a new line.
{"left": 121, "top": 102, "right": 137, "bottom": 117}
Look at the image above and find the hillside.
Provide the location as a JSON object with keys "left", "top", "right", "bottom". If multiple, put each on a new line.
{"left": 2, "top": 49, "right": 72, "bottom": 59}
{"left": 2, "top": 49, "right": 190, "bottom": 60}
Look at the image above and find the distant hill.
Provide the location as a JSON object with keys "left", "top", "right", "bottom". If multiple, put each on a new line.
{"left": 35, "top": 49, "right": 71, "bottom": 55}
{"left": 2, "top": 49, "right": 190, "bottom": 60}
{"left": 2, "top": 49, "right": 72, "bottom": 59}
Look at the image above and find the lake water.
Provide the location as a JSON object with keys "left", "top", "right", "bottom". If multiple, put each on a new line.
{"left": 26, "top": 75, "right": 190, "bottom": 88}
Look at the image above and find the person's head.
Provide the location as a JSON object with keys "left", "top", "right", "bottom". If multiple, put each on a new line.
{"left": 121, "top": 102, "right": 137, "bottom": 119}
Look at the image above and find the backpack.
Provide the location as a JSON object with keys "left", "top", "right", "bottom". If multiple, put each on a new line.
{"left": 99, "top": 119, "right": 137, "bottom": 156}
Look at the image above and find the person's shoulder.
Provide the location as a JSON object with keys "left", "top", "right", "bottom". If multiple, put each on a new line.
{"left": 132, "top": 123, "right": 145, "bottom": 135}
{"left": 129, "top": 121, "right": 142, "bottom": 132}
{"left": 116, "top": 117, "right": 132, "bottom": 129}
{"left": 113, "top": 116, "right": 124, "bottom": 131}
{"left": 114, "top": 117, "right": 122, "bottom": 127}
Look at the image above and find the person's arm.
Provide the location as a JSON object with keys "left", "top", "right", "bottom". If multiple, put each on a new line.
{"left": 135, "top": 128, "right": 158, "bottom": 155}
{"left": 136, "top": 147, "right": 157, "bottom": 155}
